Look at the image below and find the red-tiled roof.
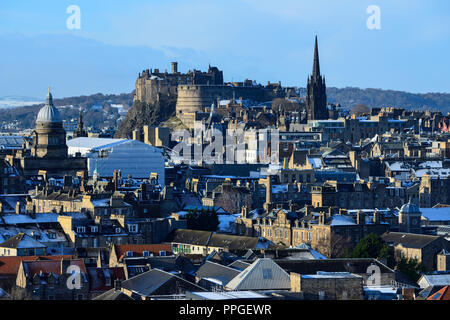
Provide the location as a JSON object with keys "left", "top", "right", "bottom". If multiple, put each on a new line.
{"left": 427, "top": 286, "right": 450, "bottom": 300}
{"left": 0, "top": 255, "right": 72, "bottom": 276}
{"left": 115, "top": 244, "right": 172, "bottom": 261}
{"left": 23, "top": 258, "right": 86, "bottom": 276}
{"left": 87, "top": 267, "right": 125, "bottom": 292}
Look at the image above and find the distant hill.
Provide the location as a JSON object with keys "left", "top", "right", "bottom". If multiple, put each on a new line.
{"left": 0, "top": 92, "right": 133, "bottom": 132}
{"left": 306, "top": 87, "right": 449, "bottom": 113}
{"left": 1, "top": 87, "right": 448, "bottom": 132}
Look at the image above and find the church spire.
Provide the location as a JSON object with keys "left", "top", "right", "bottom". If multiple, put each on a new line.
{"left": 312, "top": 35, "right": 320, "bottom": 78}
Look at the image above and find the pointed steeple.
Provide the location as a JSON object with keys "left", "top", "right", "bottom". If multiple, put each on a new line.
{"left": 312, "top": 35, "right": 320, "bottom": 79}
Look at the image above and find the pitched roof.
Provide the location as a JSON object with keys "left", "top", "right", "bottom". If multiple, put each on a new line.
{"left": 427, "top": 286, "right": 450, "bottom": 300}
{"left": 420, "top": 274, "right": 450, "bottom": 287}
{"left": 115, "top": 244, "right": 172, "bottom": 261}
{"left": 195, "top": 261, "right": 241, "bottom": 285}
{"left": 22, "top": 258, "right": 86, "bottom": 276}
{"left": 87, "top": 267, "right": 126, "bottom": 292}
{"left": 121, "top": 268, "right": 204, "bottom": 297}
{"left": 381, "top": 232, "right": 443, "bottom": 249}
{"left": 93, "top": 288, "right": 134, "bottom": 300}
{"left": 165, "top": 229, "right": 212, "bottom": 246}
{"left": 0, "top": 233, "right": 46, "bottom": 249}
{"left": 228, "top": 260, "right": 251, "bottom": 271}
{"left": 0, "top": 255, "right": 72, "bottom": 276}
{"left": 274, "top": 258, "right": 394, "bottom": 275}
{"left": 225, "top": 258, "right": 291, "bottom": 291}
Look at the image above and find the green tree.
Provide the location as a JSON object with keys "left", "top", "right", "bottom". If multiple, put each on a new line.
{"left": 396, "top": 257, "right": 427, "bottom": 282}
{"left": 350, "top": 233, "right": 394, "bottom": 265}
{"left": 185, "top": 208, "right": 219, "bottom": 232}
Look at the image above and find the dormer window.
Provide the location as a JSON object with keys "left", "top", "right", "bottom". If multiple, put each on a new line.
{"left": 127, "top": 224, "right": 138, "bottom": 233}
{"left": 76, "top": 226, "right": 86, "bottom": 233}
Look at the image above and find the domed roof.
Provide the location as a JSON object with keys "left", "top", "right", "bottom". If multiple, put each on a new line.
{"left": 400, "top": 201, "right": 421, "bottom": 214}
{"left": 36, "top": 88, "right": 62, "bottom": 123}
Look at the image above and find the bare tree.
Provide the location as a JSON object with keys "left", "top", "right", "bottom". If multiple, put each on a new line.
{"left": 350, "top": 104, "right": 370, "bottom": 116}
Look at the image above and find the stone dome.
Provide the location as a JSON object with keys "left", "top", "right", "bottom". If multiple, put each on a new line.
{"left": 400, "top": 201, "right": 421, "bottom": 214}
{"left": 36, "top": 88, "right": 62, "bottom": 123}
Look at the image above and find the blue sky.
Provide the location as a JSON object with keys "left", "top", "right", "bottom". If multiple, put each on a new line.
{"left": 0, "top": 0, "right": 449, "bottom": 98}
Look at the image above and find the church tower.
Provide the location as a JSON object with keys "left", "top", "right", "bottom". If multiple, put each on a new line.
{"left": 31, "top": 88, "right": 68, "bottom": 159}
{"left": 73, "top": 110, "right": 88, "bottom": 138}
{"left": 306, "top": 36, "right": 328, "bottom": 120}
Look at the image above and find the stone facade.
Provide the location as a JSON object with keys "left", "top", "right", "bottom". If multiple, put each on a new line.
{"left": 291, "top": 272, "right": 364, "bottom": 300}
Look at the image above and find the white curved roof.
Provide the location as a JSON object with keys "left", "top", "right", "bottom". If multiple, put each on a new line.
{"left": 36, "top": 104, "right": 62, "bottom": 123}
{"left": 36, "top": 90, "right": 62, "bottom": 123}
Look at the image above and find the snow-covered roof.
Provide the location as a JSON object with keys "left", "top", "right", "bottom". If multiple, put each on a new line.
{"left": 420, "top": 207, "right": 450, "bottom": 222}
{"left": 67, "top": 137, "right": 128, "bottom": 151}
{"left": 329, "top": 215, "right": 357, "bottom": 226}
{"left": 218, "top": 214, "right": 240, "bottom": 232}
{"left": 308, "top": 157, "right": 323, "bottom": 169}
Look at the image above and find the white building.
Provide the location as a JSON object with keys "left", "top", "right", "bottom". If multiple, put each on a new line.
{"left": 67, "top": 137, "right": 165, "bottom": 186}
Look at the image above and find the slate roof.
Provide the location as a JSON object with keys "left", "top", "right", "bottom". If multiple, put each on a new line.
{"left": 166, "top": 229, "right": 274, "bottom": 250}
{"left": 427, "top": 286, "right": 450, "bottom": 300}
{"left": 0, "top": 233, "right": 46, "bottom": 249}
{"left": 165, "top": 229, "right": 212, "bottom": 246}
{"left": 195, "top": 261, "right": 241, "bottom": 285}
{"left": 114, "top": 244, "right": 172, "bottom": 261}
{"left": 381, "top": 232, "right": 443, "bottom": 249}
{"left": 274, "top": 258, "right": 394, "bottom": 275}
{"left": 121, "top": 268, "right": 204, "bottom": 297}
{"left": 93, "top": 288, "right": 134, "bottom": 300}
{"left": 420, "top": 274, "right": 450, "bottom": 287}
{"left": 228, "top": 260, "right": 251, "bottom": 271}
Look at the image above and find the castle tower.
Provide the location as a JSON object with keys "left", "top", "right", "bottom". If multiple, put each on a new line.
{"left": 306, "top": 36, "right": 328, "bottom": 120}
{"left": 31, "top": 88, "right": 68, "bottom": 159}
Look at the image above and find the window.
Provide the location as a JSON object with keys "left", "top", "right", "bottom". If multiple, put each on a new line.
{"left": 115, "top": 228, "right": 121, "bottom": 234}
{"left": 91, "top": 226, "right": 98, "bottom": 233}
{"left": 262, "top": 268, "right": 273, "bottom": 279}
{"left": 126, "top": 251, "right": 133, "bottom": 257}
{"left": 143, "top": 251, "right": 150, "bottom": 257}
{"left": 76, "top": 226, "right": 86, "bottom": 233}
{"left": 128, "top": 224, "right": 138, "bottom": 233}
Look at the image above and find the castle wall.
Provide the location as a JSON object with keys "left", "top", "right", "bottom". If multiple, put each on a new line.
{"left": 176, "top": 85, "right": 283, "bottom": 125}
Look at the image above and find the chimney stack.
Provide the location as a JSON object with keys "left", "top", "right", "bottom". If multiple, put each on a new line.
{"left": 171, "top": 62, "right": 178, "bottom": 74}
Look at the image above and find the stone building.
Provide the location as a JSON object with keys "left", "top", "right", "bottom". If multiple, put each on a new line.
{"left": 10, "top": 89, "right": 87, "bottom": 178}
{"left": 305, "top": 36, "right": 328, "bottom": 121}
{"left": 236, "top": 207, "right": 389, "bottom": 257}
{"left": 419, "top": 174, "right": 450, "bottom": 207}
{"left": 291, "top": 271, "right": 364, "bottom": 300}
{"left": 15, "top": 258, "right": 89, "bottom": 300}
{"left": 382, "top": 232, "right": 450, "bottom": 270}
